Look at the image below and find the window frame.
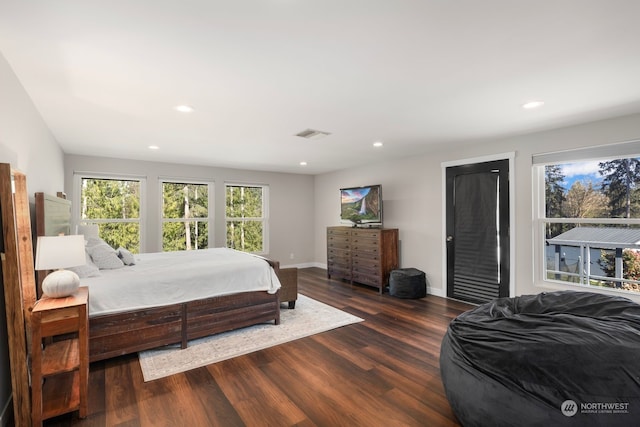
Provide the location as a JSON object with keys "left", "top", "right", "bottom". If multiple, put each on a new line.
{"left": 224, "top": 182, "right": 269, "bottom": 255}
{"left": 73, "top": 172, "right": 146, "bottom": 252}
{"left": 159, "top": 178, "right": 214, "bottom": 251}
{"left": 533, "top": 140, "right": 640, "bottom": 295}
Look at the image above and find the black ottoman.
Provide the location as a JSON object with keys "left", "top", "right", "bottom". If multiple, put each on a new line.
{"left": 389, "top": 268, "right": 426, "bottom": 298}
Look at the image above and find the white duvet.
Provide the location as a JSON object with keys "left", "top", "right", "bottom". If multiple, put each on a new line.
{"left": 81, "top": 247, "right": 281, "bottom": 316}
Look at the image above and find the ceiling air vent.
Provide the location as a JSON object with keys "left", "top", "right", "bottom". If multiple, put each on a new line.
{"left": 295, "top": 129, "right": 331, "bottom": 140}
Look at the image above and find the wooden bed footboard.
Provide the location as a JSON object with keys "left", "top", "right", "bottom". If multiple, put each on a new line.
{"left": 89, "top": 291, "right": 280, "bottom": 362}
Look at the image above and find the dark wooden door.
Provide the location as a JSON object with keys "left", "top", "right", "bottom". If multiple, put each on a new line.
{"left": 445, "top": 159, "right": 510, "bottom": 304}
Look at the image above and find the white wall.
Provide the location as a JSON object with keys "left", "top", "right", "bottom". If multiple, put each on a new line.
{"left": 315, "top": 112, "right": 640, "bottom": 304}
{"left": 64, "top": 154, "right": 315, "bottom": 267}
{"left": 0, "top": 52, "right": 64, "bottom": 426}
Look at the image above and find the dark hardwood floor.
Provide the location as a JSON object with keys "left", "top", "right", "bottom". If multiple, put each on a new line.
{"left": 44, "top": 267, "right": 472, "bottom": 427}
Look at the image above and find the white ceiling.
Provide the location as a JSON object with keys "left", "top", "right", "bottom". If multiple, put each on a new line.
{"left": 2, "top": 1, "right": 640, "bottom": 175}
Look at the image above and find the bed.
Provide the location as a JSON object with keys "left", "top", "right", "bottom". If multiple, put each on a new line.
{"left": 33, "top": 191, "right": 290, "bottom": 363}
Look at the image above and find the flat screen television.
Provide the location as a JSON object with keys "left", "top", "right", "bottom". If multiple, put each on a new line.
{"left": 340, "top": 184, "right": 382, "bottom": 227}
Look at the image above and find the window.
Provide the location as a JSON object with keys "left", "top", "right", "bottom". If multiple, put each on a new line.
{"left": 77, "top": 176, "right": 143, "bottom": 253}
{"left": 225, "top": 184, "right": 268, "bottom": 254}
{"left": 534, "top": 142, "right": 640, "bottom": 294}
{"left": 161, "top": 180, "right": 211, "bottom": 251}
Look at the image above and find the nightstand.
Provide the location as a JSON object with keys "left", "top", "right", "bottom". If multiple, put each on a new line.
{"left": 31, "top": 287, "right": 89, "bottom": 425}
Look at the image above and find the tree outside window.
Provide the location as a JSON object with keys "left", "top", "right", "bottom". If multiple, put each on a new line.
{"left": 225, "top": 184, "right": 267, "bottom": 253}
{"left": 540, "top": 156, "right": 640, "bottom": 293}
{"left": 79, "top": 177, "right": 141, "bottom": 252}
{"left": 162, "top": 181, "right": 209, "bottom": 251}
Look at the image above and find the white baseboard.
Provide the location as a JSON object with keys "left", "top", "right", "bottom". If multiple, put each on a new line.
{"left": 427, "top": 287, "right": 446, "bottom": 298}
{"left": 0, "top": 395, "right": 12, "bottom": 427}
{"left": 280, "top": 262, "right": 323, "bottom": 269}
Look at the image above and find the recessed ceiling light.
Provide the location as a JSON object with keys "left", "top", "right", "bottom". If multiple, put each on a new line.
{"left": 299, "top": 161, "right": 308, "bottom": 166}
{"left": 373, "top": 141, "right": 383, "bottom": 148}
{"left": 522, "top": 101, "right": 544, "bottom": 109}
{"left": 175, "top": 105, "right": 194, "bottom": 113}
{"left": 148, "top": 145, "right": 159, "bottom": 150}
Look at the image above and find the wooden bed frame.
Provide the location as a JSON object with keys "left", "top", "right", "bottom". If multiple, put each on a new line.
{"left": 33, "top": 191, "right": 286, "bottom": 362}
{"left": 2, "top": 165, "right": 294, "bottom": 424}
{"left": 1, "top": 164, "right": 36, "bottom": 426}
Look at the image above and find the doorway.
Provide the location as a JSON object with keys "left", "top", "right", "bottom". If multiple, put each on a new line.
{"left": 445, "top": 159, "right": 510, "bottom": 304}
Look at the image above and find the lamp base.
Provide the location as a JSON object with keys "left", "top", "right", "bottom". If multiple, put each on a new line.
{"left": 42, "top": 269, "right": 80, "bottom": 298}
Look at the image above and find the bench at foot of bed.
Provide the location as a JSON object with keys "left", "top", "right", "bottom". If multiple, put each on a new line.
{"left": 278, "top": 267, "right": 298, "bottom": 309}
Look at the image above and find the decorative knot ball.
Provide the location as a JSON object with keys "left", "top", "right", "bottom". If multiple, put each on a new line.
{"left": 42, "top": 270, "right": 80, "bottom": 298}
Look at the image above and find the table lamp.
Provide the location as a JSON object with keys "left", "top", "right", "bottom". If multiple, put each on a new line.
{"left": 35, "top": 235, "right": 86, "bottom": 298}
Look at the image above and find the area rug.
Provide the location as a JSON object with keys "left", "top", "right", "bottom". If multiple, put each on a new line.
{"left": 138, "top": 294, "right": 364, "bottom": 381}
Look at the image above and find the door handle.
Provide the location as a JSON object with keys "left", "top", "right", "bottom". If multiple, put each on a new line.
{"left": 446, "top": 235, "right": 454, "bottom": 242}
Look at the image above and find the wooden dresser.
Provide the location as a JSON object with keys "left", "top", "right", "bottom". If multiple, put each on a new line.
{"left": 327, "top": 226, "right": 399, "bottom": 294}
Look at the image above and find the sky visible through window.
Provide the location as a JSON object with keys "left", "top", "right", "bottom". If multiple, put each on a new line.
{"left": 559, "top": 160, "right": 603, "bottom": 189}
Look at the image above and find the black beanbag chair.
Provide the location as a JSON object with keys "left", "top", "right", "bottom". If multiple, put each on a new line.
{"left": 440, "top": 291, "right": 640, "bottom": 427}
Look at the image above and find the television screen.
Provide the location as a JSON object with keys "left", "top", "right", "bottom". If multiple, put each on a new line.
{"left": 340, "top": 185, "right": 382, "bottom": 226}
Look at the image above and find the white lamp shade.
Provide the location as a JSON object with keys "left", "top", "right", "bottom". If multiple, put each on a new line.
{"left": 35, "top": 235, "right": 86, "bottom": 270}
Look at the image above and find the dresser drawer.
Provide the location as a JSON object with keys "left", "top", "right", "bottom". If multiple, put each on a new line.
{"left": 328, "top": 265, "right": 351, "bottom": 280}
{"left": 350, "top": 235, "right": 378, "bottom": 246}
{"left": 328, "top": 227, "right": 351, "bottom": 237}
{"left": 328, "top": 255, "right": 350, "bottom": 267}
{"left": 351, "top": 244, "right": 380, "bottom": 256}
{"left": 352, "top": 272, "right": 383, "bottom": 287}
{"left": 351, "top": 251, "right": 379, "bottom": 262}
{"left": 352, "top": 257, "right": 380, "bottom": 273}
{"left": 327, "top": 236, "right": 351, "bottom": 249}
{"left": 327, "top": 248, "right": 351, "bottom": 262}
{"left": 350, "top": 229, "right": 381, "bottom": 239}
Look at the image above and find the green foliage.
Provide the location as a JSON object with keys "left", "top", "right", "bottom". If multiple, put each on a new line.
{"left": 226, "top": 185, "right": 265, "bottom": 253}
{"left": 162, "top": 182, "right": 209, "bottom": 251}
{"left": 599, "top": 249, "right": 640, "bottom": 281}
{"left": 545, "top": 165, "right": 566, "bottom": 238}
{"left": 162, "top": 221, "right": 208, "bottom": 251}
{"left": 99, "top": 223, "right": 140, "bottom": 253}
{"left": 545, "top": 165, "right": 565, "bottom": 217}
{"left": 599, "top": 158, "right": 640, "bottom": 218}
{"left": 82, "top": 178, "right": 140, "bottom": 219}
{"left": 226, "top": 186, "right": 262, "bottom": 217}
{"left": 226, "top": 220, "right": 263, "bottom": 252}
{"left": 81, "top": 178, "right": 141, "bottom": 252}
{"left": 82, "top": 179, "right": 266, "bottom": 254}
{"left": 163, "top": 183, "right": 208, "bottom": 219}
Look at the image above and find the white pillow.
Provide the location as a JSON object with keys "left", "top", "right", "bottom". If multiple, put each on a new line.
{"left": 67, "top": 252, "right": 101, "bottom": 278}
{"left": 85, "top": 236, "right": 107, "bottom": 248}
{"left": 86, "top": 239, "right": 124, "bottom": 269}
{"left": 76, "top": 224, "right": 100, "bottom": 239}
{"left": 117, "top": 247, "right": 136, "bottom": 265}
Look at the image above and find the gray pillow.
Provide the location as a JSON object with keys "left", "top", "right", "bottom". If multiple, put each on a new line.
{"left": 117, "top": 247, "right": 136, "bottom": 265}
{"left": 68, "top": 252, "right": 102, "bottom": 278}
{"left": 86, "top": 239, "right": 124, "bottom": 269}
